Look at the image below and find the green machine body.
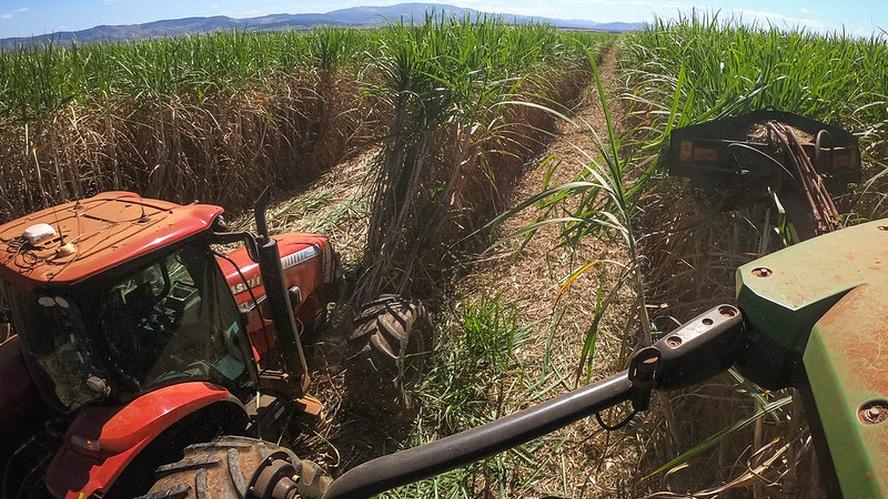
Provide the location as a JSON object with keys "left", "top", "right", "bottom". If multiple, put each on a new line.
{"left": 736, "top": 219, "right": 888, "bottom": 497}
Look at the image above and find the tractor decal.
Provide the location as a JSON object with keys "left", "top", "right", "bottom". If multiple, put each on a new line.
{"left": 230, "top": 275, "right": 261, "bottom": 296}
{"left": 280, "top": 245, "right": 319, "bottom": 270}
{"left": 228, "top": 245, "right": 319, "bottom": 297}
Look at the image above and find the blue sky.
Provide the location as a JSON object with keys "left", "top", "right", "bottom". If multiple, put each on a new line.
{"left": 0, "top": 0, "right": 884, "bottom": 38}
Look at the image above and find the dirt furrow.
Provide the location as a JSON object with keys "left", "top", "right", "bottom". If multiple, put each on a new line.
{"left": 450, "top": 43, "right": 643, "bottom": 498}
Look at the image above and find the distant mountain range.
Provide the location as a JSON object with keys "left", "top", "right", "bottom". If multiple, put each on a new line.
{"left": 0, "top": 3, "right": 643, "bottom": 49}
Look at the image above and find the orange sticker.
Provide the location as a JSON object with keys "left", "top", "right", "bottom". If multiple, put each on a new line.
{"left": 833, "top": 153, "right": 851, "bottom": 168}
{"left": 679, "top": 140, "right": 693, "bottom": 161}
{"left": 693, "top": 147, "right": 719, "bottom": 162}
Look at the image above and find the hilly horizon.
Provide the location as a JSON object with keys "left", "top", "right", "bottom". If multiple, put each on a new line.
{"left": 0, "top": 3, "right": 643, "bottom": 49}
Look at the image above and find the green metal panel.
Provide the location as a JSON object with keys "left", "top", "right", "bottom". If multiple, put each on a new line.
{"left": 806, "top": 284, "right": 888, "bottom": 498}
{"left": 735, "top": 227, "right": 868, "bottom": 354}
{"left": 736, "top": 219, "right": 888, "bottom": 497}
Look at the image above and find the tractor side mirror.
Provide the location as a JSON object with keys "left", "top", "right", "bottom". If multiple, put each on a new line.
{"left": 210, "top": 230, "right": 260, "bottom": 263}
{"left": 210, "top": 214, "right": 260, "bottom": 263}
{"left": 207, "top": 186, "right": 272, "bottom": 263}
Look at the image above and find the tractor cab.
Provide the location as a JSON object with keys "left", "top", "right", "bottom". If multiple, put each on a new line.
{"left": 0, "top": 192, "right": 254, "bottom": 412}
{"left": 0, "top": 190, "right": 341, "bottom": 498}
{"left": 4, "top": 239, "right": 254, "bottom": 411}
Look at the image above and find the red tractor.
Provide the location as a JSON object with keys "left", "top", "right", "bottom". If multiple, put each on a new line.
{"left": 0, "top": 190, "right": 429, "bottom": 498}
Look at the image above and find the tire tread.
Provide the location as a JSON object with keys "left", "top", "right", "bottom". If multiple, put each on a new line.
{"left": 346, "top": 295, "right": 433, "bottom": 408}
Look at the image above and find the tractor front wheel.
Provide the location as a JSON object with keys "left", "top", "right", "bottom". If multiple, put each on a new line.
{"left": 139, "top": 436, "right": 331, "bottom": 499}
{"left": 345, "top": 294, "right": 434, "bottom": 412}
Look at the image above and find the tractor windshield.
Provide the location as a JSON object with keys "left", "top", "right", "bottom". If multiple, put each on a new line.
{"left": 5, "top": 242, "right": 252, "bottom": 410}
{"left": 93, "top": 243, "right": 251, "bottom": 396}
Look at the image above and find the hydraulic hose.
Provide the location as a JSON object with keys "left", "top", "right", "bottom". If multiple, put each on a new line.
{"left": 323, "top": 371, "right": 635, "bottom": 499}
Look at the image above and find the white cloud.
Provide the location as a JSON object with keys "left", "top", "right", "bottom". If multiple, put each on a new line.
{"left": 1, "top": 6, "right": 29, "bottom": 19}
{"left": 442, "top": 0, "right": 687, "bottom": 22}
{"left": 730, "top": 8, "right": 828, "bottom": 30}
{"left": 800, "top": 7, "right": 812, "bottom": 14}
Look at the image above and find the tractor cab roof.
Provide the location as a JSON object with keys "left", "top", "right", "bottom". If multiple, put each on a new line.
{"left": 0, "top": 192, "right": 223, "bottom": 288}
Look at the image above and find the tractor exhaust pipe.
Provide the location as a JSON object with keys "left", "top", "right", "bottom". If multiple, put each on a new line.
{"left": 254, "top": 188, "right": 310, "bottom": 395}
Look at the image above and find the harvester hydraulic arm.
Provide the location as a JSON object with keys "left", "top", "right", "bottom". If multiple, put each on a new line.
{"left": 317, "top": 306, "right": 744, "bottom": 499}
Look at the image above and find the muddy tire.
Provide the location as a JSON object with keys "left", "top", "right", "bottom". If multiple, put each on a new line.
{"left": 346, "top": 295, "right": 434, "bottom": 410}
{"left": 139, "top": 436, "right": 331, "bottom": 499}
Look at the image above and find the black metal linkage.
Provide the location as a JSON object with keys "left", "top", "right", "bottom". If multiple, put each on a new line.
{"left": 323, "top": 372, "right": 635, "bottom": 499}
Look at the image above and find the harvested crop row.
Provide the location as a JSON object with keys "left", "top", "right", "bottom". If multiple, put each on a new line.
{"left": 277, "top": 19, "right": 614, "bottom": 493}
{"left": 355, "top": 18, "right": 611, "bottom": 303}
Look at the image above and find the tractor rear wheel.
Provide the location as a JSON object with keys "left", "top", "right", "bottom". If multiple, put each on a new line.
{"left": 345, "top": 294, "right": 434, "bottom": 411}
{"left": 138, "top": 436, "right": 331, "bottom": 499}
